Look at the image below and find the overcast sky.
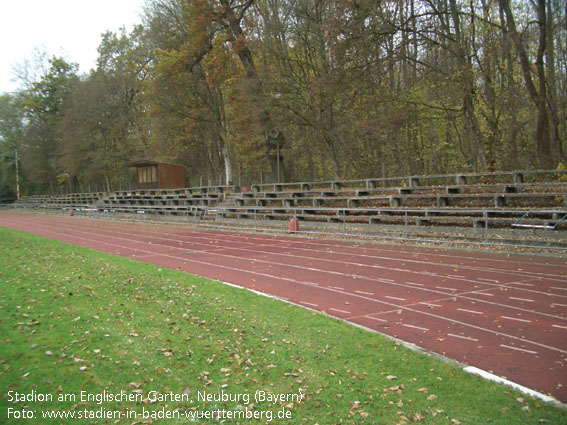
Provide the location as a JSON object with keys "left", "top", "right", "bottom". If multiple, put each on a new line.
{"left": 0, "top": 0, "right": 146, "bottom": 94}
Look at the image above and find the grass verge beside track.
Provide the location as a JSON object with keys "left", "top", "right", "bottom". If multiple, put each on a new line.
{"left": 0, "top": 227, "right": 565, "bottom": 424}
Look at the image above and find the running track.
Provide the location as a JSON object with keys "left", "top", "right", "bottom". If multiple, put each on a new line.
{"left": 2, "top": 212, "right": 567, "bottom": 403}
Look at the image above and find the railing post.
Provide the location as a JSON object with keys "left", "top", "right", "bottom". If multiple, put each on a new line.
{"left": 484, "top": 211, "right": 489, "bottom": 244}
{"left": 294, "top": 209, "right": 297, "bottom": 234}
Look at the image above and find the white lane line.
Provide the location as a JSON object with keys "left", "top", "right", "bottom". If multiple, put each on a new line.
{"left": 404, "top": 282, "right": 424, "bottom": 287}
{"left": 501, "top": 316, "right": 532, "bottom": 323}
{"left": 509, "top": 297, "right": 535, "bottom": 302}
{"left": 365, "top": 316, "right": 387, "bottom": 322}
{"left": 457, "top": 308, "right": 484, "bottom": 315}
{"left": 447, "top": 333, "right": 479, "bottom": 342}
{"left": 355, "top": 290, "right": 374, "bottom": 296}
{"left": 478, "top": 278, "right": 500, "bottom": 283}
{"left": 500, "top": 344, "right": 537, "bottom": 355}
{"left": 436, "top": 286, "right": 458, "bottom": 291}
{"left": 329, "top": 307, "right": 351, "bottom": 314}
{"left": 552, "top": 303, "right": 567, "bottom": 307}
{"left": 299, "top": 301, "right": 318, "bottom": 307}
{"left": 421, "top": 303, "right": 442, "bottom": 308}
{"left": 448, "top": 275, "right": 466, "bottom": 279}
{"left": 385, "top": 296, "right": 406, "bottom": 301}
{"left": 329, "top": 286, "right": 344, "bottom": 290}
{"left": 552, "top": 324, "right": 567, "bottom": 330}
{"left": 551, "top": 287, "right": 567, "bottom": 291}
{"left": 402, "top": 324, "right": 429, "bottom": 331}
{"left": 510, "top": 282, "right": 534, "bottom": 287}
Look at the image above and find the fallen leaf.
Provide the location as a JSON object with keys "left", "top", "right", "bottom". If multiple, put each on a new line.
{"left": 413, "top": 413, "right": 426, "bottom": 422}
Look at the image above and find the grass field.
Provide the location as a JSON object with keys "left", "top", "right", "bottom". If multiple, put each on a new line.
{"left": 0, "top": 226, "right": 565, "bottom": 424}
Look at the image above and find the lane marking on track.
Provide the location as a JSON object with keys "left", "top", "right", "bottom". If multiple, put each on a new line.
{"left": 329, "top": 307, "right": 351, "bottom": 315}
{"left": 364, "top": 316, "right": 387, "bottom": 322}
{"left": 402, "top": 324, "right": 429, "bottom": 331}
{"left": 404, "top": 282, "right": 424, "bottom": 287}
{"left": 448, "top": 275, "right": 466, "bottom": 279}
{"left": 478, "top": 278, "right": 500, "bottom": 283}
{"left": 552, "top": 324, "right": 567, "bottom": 330}
{"left": 457, "top": 308, "right": 484, "bottom": 315}
{"left": 421, "top": 303, "right": 442, "bottom": 308}
{"left": 551, "top": 287, "right": 567, "bottom": 291}
{"left": 473, "top": 292, "right": 495, "bottom": 296}
{"left": 385, "top": 296, "right": 406, "bottom": 301}
{"left": 509, "top": 282, "right": 534, "bottom": 287}
{"left": 552, "top": 303, "right": 567, "bottom": 307}
{"left": 447, "top": 333, "right": 479, "bottom": 342}
{"left": 299, "top": 301, "right": 318, "bottom": 307}
{"left": 509, "top": 297, "right": 535, "bottom": 302}
{"left": 330, "top": 286, "right": 344, "bottom": 290}
{"left": 501, "top": 316, "right": 532, "bottom": 323}
{"left": 355, "top": 290, "right": 374, "bottom": 296}
{"left": 436, "top": 286, "right": 458, "bottom": 291}
{"left": 7, "top": 217, "right": 567, "bottom": 356}
{"left": 500, "top": 344, "right": 537, "bottom": 355}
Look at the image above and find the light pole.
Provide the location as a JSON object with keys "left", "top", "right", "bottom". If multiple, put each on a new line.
{"left": 267, "top": 129, "right": 283, "bottom": 184}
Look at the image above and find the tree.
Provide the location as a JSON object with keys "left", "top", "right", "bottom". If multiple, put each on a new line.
{"left": 184, "top": 0, "right": 290, "bottom": 182}
{"left": 0, "top": 94, "right": 24, "bottom": 198}
{"left": 59, "top": 28, "right": 151, "bottom": 192}
{"left": 146, "top": 0, "right": 237, "bottom": 185}
{"left": 498, "top": 0, "right": 553, "bottom": 168}
{"left": 20, "top": 57, "right": 79, "bottom": 192}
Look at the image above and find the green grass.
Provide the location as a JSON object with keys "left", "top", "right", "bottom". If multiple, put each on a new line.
{"left": 0, "top": 226, "right": 565, "bottom": 424}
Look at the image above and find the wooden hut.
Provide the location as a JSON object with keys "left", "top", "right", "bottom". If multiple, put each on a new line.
{"left": 127, "top": 160, "right": 186, "bottom": 190}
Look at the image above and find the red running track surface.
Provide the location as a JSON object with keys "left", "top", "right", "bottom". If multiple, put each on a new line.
{"left": 2, "top": 212, "right": 566, "bottom": 403}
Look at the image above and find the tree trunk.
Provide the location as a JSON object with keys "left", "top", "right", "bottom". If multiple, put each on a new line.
{"left": 545, "top": 0, "right": 563, "bottom": 160}
{"left": 449, "top": 0, "right": 486, "bottom": 171}
{"left": 218, "top": 0, "right": 289, "bottom": 182}
{"left": 222, "top": 141, "right": 232, "bottom": 185}
{"left": 104, "top": 171, "right": 111, "bottom": 194}
{"left": 324, "top": 132, "right": 340, "bottom": 180}
{"left": 499, "top": 0, "right": 553, "bottom": 168}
